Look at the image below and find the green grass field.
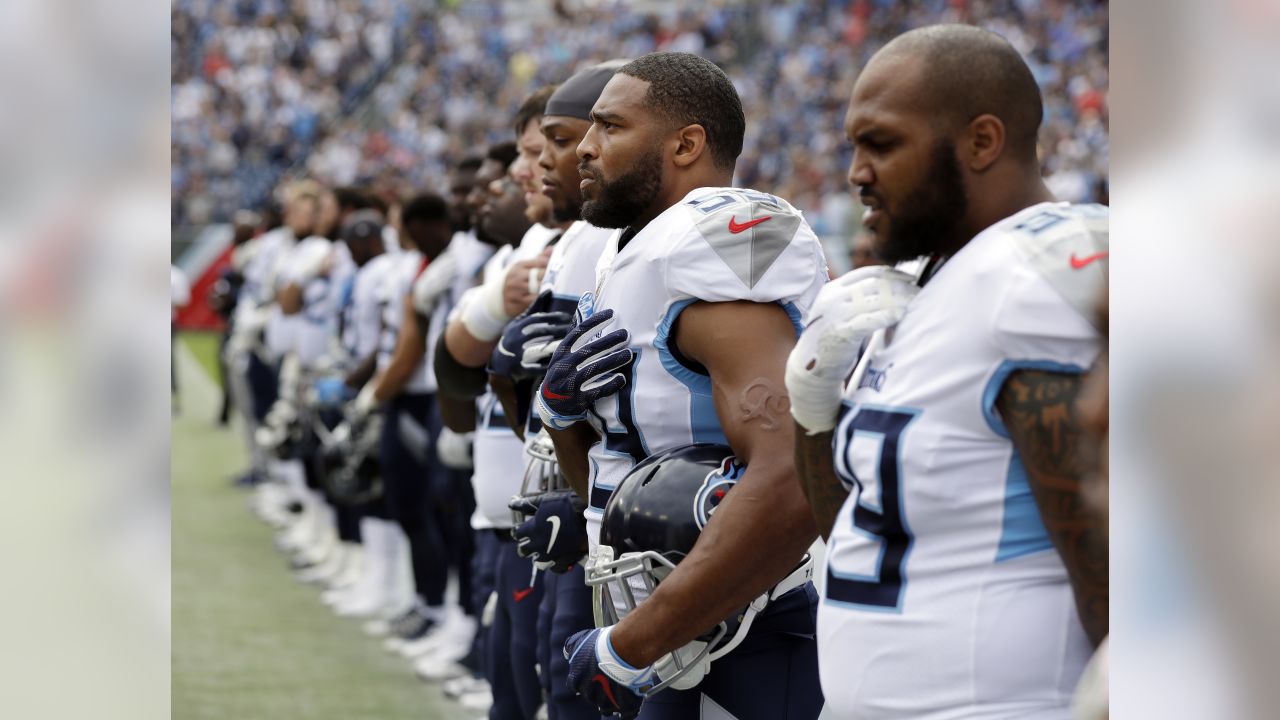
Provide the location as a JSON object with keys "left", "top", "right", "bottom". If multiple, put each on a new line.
{"left": 172, "top": 334, "right": 468, "bottom": 720}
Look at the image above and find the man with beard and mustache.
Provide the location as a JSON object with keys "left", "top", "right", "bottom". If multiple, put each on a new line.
{"left": 498, "top": 62, "right": 624, "bottom": 720}
{"left": 537, "top": 52, "right": 828, "bottom": 719}
{"left": 784, "top": 25, "right": 1108, "bottom": 718}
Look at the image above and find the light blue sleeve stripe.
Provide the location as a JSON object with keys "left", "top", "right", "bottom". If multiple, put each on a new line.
{"left": 995, "top": 448, "right": 1054, "bottom": 561}
{"left": 982, "top": 359, "right": 1085, "bottom": 562}
{"left": 653, "top": 299, "right": 727, "bottom": 445}
{"left": 981, "top": 359, "right": 1086, "bottom": 438}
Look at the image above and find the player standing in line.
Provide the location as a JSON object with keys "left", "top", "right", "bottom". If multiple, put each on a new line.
{"left": 344, "top": 192, "right": 461, "bottom": 643}
{"left": 503, "top": 61, "right": 623, "bottom": 720}
{"left": 785, "top": 25, "right": 1108, "bottom": 718}
{"left": 540, "top": 52, "right": 827, "bottom": 719}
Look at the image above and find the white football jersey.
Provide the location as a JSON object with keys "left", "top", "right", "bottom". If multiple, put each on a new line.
{"left": 376, "top": 249, "right": 434, "bottom": 393}
{"left": 341, "top": 252, "right": 396, "bottom": 361}
{"left": 471, "top": 224, "right": 563, "bottom": 528}
{"left": 288, "top": 237, "right": 355, "bottom": 367}
{"left": 818, "top": 202, "right": 1108, "bottom": 719}
{"left": 582, "top": 186, "right": 828, "bottom": 546}
{"left": 520, "top": 221, "right": 613, "bottom": 445}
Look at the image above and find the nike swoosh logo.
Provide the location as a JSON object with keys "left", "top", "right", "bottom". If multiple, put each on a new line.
{"left": 592, "top": 674, "right": 620, "bottom": 709}
{"left": 1069, "top": 251, "right": 1108, "bottom": 269}
{"left": 496, "top": 339, "right": 516, "bottom": 357}
{"left": 542, "top": 386, "right": 571, "bottom": 401}
{"left": 546, "top": 515, "right": 561, "bottom": 550}
{"left": 512, "top": 586, "right": 535, "bottom": 602}
{"left": 727, "top": 215, "right": 772, "bottom": 233}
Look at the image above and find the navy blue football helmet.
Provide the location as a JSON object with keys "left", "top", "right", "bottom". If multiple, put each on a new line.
{"left": 586, "top": 444, "right": 813, "bottom": 695}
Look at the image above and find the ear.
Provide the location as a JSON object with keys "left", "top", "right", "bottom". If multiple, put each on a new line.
{"left": 671, "top": 124, "right": 709, "bottom": 169}
{"left": 964, "top": 114, "right": 1005, "bottom": 172}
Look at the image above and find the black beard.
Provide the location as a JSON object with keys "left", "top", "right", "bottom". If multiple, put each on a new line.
{"left": 874, "top": 139, "right": 969, "bottom": 264}
{"left": 552, "top": 194, "right": 583, "bottom": 224}
{"left": 580, "top": 148, "right": 663, "bottom": 229}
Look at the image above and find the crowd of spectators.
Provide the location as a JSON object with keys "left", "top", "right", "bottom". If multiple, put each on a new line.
{"left": 172, "top": 0, "right": 1108, "bottom": 245}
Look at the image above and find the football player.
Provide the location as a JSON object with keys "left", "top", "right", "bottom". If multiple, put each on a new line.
{"left": 785, "top": 25, "right": 1108, "bottom": 718}
{"left": 539, "top": 52, "right": 827, "bottom": 719}
{"left": 505, "top": 63, "right": 624, "bottom": 720}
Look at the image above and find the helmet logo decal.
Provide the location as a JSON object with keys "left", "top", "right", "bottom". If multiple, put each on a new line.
{"left": 693, "top": 456, "right": 745, "bottom": 529}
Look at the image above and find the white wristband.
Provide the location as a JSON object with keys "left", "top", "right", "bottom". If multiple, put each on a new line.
{"left": 461, "top": 274, "right": 512, "bottom": 341}
{"left": 784, "top": 364, "right": 845, "bottom": 435}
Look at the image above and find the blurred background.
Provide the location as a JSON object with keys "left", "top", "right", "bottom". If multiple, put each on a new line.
{"left": 170, "top": 0, "right": 1108, "bottom": 297}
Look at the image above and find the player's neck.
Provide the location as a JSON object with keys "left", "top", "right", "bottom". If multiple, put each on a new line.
{"left": 963, "top": 174, "right": 1055, "bottom": 248}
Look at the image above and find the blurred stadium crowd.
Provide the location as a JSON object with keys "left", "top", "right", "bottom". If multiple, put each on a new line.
{"left": 171, "top": 0, "right": 1107, "bottom": 249}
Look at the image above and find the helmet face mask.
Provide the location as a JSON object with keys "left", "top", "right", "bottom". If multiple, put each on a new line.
{"left": 587, "top": 444, "right": 789, "bottom": 696}
{"left": 586, "top": 544, "right": 725, "bottom": 693}
{"left": 511, "top": 429, "right": 569, "bottom": 525}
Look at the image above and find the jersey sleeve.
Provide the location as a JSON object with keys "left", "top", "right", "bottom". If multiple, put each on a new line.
{"left": 663, "top": 191, "right": 828, "bottom": 319}
{"left": 980, "top": 212, "right": 1106, "bottom": 440}
{"left": 989, "top": 207, "right": 1107, "bottom": 366}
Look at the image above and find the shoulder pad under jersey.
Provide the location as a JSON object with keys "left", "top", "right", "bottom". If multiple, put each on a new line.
{"left": 684, "top": 188, "right": 806, "bottom": 289}
{"left": 1004, "top": 203, "right": 1108, "bottom": 329}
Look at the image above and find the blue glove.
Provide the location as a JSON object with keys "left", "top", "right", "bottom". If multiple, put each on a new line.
{"left": 509, "top": 490, "right": 587, "bottom": 573}
{"left": 314, "top": 377, "right": 355, "bottom": 407}
{"left": 535, "top": 309, "right": 632, "bottom": 430}
{"left": 489, "top": 306, "right": 574, "bottom": 380}
{"left": 564, "top": 626, "right": 650, "bottom": 718}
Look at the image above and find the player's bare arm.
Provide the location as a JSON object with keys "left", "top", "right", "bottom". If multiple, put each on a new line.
{"left": 546, "top": 422, "right": 597, "bottom": 500}
{"left": 278, "top": 283, "right": 304, "bottom": 314}
{"left": 438, "top": 393, "right": 477, "bottom": 433}
{"left": 609, "top": 300, "right": 818, "bottom": 667}
{"left": 444, "top": 255, "right": 548, "bottom": 367}
{"left": 794, "top": 426, "right": 846, "bottom": 540}
{"left": 343, "top": 351, "right": 378, "bottom": 390}
{"left": 372, "top": 295, "right": 428, "bottom": 402}
{"left": 488, "top": 373, "right": 526, "bottom": 439}
{"left": 997, "top": 368, "right": 1108, "bottom": 646}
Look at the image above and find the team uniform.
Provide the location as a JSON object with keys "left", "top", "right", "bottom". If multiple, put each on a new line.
{"left": 530, "top": 220, "right": 614, "bottom": 720}
{"left": 820, "top": 202, "right": 1108, "bottom": 719}
{"left": 340, "top": 252, "right": 397, "bottom": 363}
{"left": 284, "top": 235, "right": 355, "bottom": 368}
{"left": 583, "top": 186, "right": 828, "bottom": 719}
{"left": 465, "top": 224, "right": 559, "bottom": 720}
{"left": 375, "top": 247, "right": 457, "bottom": 609}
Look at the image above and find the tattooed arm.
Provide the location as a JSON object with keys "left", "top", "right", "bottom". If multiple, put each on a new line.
{"left": 794, "top": 426, "right": 846, "bottom": 541}
{"left": 996, "top": 369, "right": 1108, "bottom": 646}
{"left": 608, "top": 300, "right": 819, "bottom": 667}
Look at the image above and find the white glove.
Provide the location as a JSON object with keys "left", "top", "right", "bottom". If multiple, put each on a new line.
{"left": 460, "top": 269, "right": 514, "bottom": 342}
{"left": 412, "top": 252, "right": 459, "bottom": 315}
{"left": 349, "top": 382, "right": 379, "bottom": 422}
{"left": 785, "top": 266, "right": 919, "bottom": 434}
{"left": 291, "top": 241, "right": 334, "bottom": 283}
{"left": 436, "top": 428, "right": 474, "bottom": 470}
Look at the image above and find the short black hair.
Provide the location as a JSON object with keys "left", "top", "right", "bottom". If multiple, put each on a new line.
{"left": 486, "top": 142, "right": 519, "bottom": 171}
{"left": 514, "top": 84, "right": 558, "bottom": 137}
{"left": 883, "top": 25, "right": 1043, "bottom": 159}
{"left": 455, "top": 156, "right": 484, "bottom": 174}
{"left": 333, "top": 186, "right": 372, "bottom": 213}
{"left": 616, "top": 52, "right": 745, "bottom": 172}
{"left": 400, "top": 193, "right": 449, "bottom": 226}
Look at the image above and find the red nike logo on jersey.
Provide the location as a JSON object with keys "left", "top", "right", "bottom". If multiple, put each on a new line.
{"left": 728, "top": 215, "right": 771, "bottom": 233}
{"left": 1069, "top": 251, "right": 1108, "bottom": 269}
{"left": 512, "top": 587, "right": 535, "bottom": 602}
{"left": 542, "top": 386, "right": 571, "bottom": 401}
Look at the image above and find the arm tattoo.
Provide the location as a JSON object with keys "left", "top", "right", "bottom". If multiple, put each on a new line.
{"left": 738, "top": 378, "right": 790, "bottom": 431}
{"left": 997, "top": 369, "right": 1108, "bottom": 645}
{"left": 793, "top": 424, "right": 847, "bottom": 540}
